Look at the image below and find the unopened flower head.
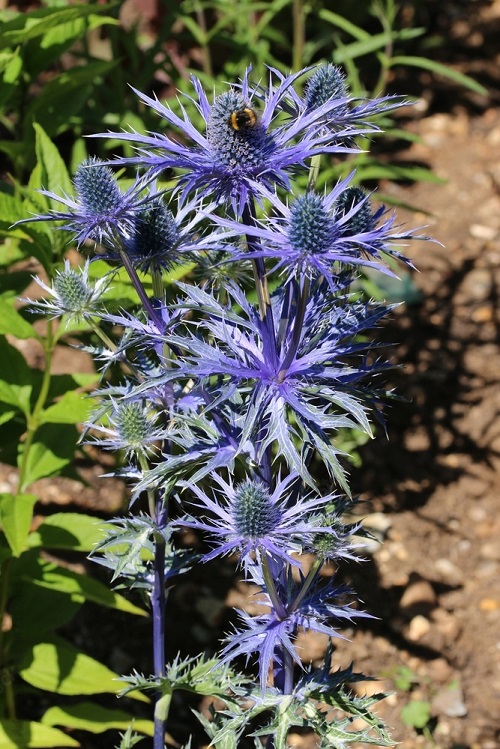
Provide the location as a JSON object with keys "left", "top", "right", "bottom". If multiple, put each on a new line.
{"left": 304, "top": 64, "right": 348, "bottom": 113}
{"left": 123, "top": 193, "right": 228, "bottom": 273}
{"left": 25, "top": 259, "right": 109, "bottom": 323}
{"left": 126, "top": 197, "right": 181, "bottom": 273}
{"left": 86, "top": 397, "right": 164, "bottom": 459}
{"left": 335, "top": 186, "right": 373, "bottom": 235}
{"left": 279, "top": 62, "right": 407, "bottom": 129}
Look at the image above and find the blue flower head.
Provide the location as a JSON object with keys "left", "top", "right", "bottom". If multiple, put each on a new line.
{"left": 178, "top": 472, "right": 337, "bottom": 570}
{"left": 25, "top": 157, "right": 154, "bottom": 248}
{"left": 221, "top": 560, "right": 372, "bottom": 690}
{"left": 303, "top": 64, "right": 348, "bottom": 113}
{"left": 214, "top": 175, "right": 418, "bottom": 287}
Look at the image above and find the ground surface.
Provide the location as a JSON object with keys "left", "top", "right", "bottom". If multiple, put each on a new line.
{"left": 4, "top": 1, "right": 500, "bottom": 747}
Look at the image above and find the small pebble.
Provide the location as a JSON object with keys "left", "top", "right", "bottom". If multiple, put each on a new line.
{"left": 400, "top": 580, "right": 437, "bottom": 616}
{"left": 431, "top": 682, "right": 467, "bottom": 718}
{"left": 407, "top": 615, "right": 431, "bottom": 641}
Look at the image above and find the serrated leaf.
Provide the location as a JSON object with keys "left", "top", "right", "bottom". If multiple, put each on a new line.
{"left": 0, "top": 719, "right": 79, "bottom": 748}
{"left": 0, "top": 493, "right": 38, "bottom": 556}
{"left": 41, "top": 702, "right": 153, "bottom": 736}
{"left": 19, "top": 637, "right": 148, "bottom": 702}
{"left": 27, "top": 512, "right": 104, "bottom": 552}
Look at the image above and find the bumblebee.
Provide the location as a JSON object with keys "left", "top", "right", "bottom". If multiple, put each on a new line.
{"left": 228, "top": 107, "right": 258, "bottom": 131}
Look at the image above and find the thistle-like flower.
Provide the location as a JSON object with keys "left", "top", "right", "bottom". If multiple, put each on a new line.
{"left": 215, "top": 175, "right": 417, "bottom": 287}
{"left": 222, "top": 559, "right": 371, "bottom": 690}
{"left": 152, "top": 279, "right": 390, "bottom": 490}
{"left": 278, "top": 62, "right": 406, "bottom": 127}
{"left": 21, "top": 157, "right": 154, "bottom": 247}
{"left": 85, "top": 397, "right": 164, "bottom": 459}
{"left": 92, "top": 68, "right": 382, "bottom": 216}
{"left": 178, "top": 473, "right": 338, "bottom": 570}
{"left": 24, "top": 259, "right": 110, "bottom": 323}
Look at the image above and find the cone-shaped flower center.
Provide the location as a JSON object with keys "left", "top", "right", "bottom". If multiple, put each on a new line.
{"left": 232, "top": 480, "right": 281, "bottom": 538}
{"left": 114, "top": 402, "right": 150, "bottom": 448}
{"left": 206, "top": 91, "right": 274, "bottom": 172}
{"left": 289, "top": 193, "right": 335, "bottom": 257}
{"left": 53, "top": 267, "right": 92, "bottom": 311}
{"left": 336, "top": 187, "right": 373, "bottom": 235}
{"left": 74, "top": 158, "right": 123, "bottom": 216}
{"left": 133, "top": 199, "right": 180, "bottom": 262}
{"left": 304, "top": 64, "right": 348, "bottom": 111}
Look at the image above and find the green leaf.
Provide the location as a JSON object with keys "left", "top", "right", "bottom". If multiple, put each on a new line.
{"left": 26, "top": 512, "right": 104, "bottom": 552}
{"left": 42, "top": 702, "right": 154, "bottom": 736}
{"left": 317, "top": 10, "right": 370, "bottom": 40}
{"left": 0, "top": 4, "right": 120, "bottom": 48}
{"left": 40, "top": 390, "right": 94, "bottom": 425}
{"left": 19, "top": 637, "right": 148, "bottom": 701}
{"left": 18, "top": 423, "right": 77, "bottom": 491}
{"left": 26, "top": 61, "right": 119, "bottom": 139}
{"left": 354, "top": 162, "right": 446, "bottom": 183}
{"left": 332, "top": 32, "right": 395, "bottom": 62}
{"left": 400, "top": 699, "right": 431, "bottom": 729}
{"left": 9, "top": 578, "right": 82, "bottom": 642}
{"left": 0, "top": 191, "right": 28, "bottom": 229}
{"left": 389, "top": 55, "right": 488, "bottom": 96}
{"left": 0, "top": 719, "right": 79, "bottom": 748}
{"left": 0, "top": 298, "right": 38, "bottom": 340}
{"left": 0, "top": 493, "right": 38, "bottom": 556}
{"left": 25, "top": 557, "right": 147, "bottom": 617}
{"left": 0, "top": 336, "right": 34, "bottom": 413}
{"left": 30, "top": 123, "right": 73, "bottom": 197}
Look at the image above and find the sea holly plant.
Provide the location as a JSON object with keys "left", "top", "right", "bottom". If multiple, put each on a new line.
{"left": 21, "top": 64, "right": 425, "bottom": 748}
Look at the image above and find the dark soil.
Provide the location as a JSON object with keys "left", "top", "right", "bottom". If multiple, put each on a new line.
{"left": 5, "top": 1, "right": 500, "bottom": 747}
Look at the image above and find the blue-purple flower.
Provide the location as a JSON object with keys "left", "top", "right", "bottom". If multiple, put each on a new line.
{"left": 214, "top": 175, "right": 418, "bottom": 287}
{"left": 139, "top": 279, "right": 390, "bottom": 490}
{"left": 178, "top": 473, "right": 340, "bottom": 570}
{"left": 22, "top": 157, "right": 154, "bottom": 247}
{"left": 221, "top": 558, "right": 371, "bottom": 690}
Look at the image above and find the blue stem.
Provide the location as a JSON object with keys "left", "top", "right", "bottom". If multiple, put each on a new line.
{"left": 152, "top": 499, "right": 168, "bottom": 749}
{"left": 242, "top": 201, "right": 279, "bottom": 370}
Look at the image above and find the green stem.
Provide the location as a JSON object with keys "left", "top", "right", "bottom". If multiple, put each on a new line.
{"left": 307, "top": 154, "right": 322, "bottom": 192}
{"left": 289, "top": 555, "right": 323, "bottom": 614}
{"left": 151, "top": 269, "right": 164, "bottom": 301}
{"left": 194, "top": 1, "right": 213, "bottom": 79}
{"left": 139, "top": 454, "right": 157, "bottom": 520}
{"left": 0, "top": 557, "right": 15, "bottom": 718}
{"left": 18, "top": 320, "right": 54, "bottom": 492}
{"left": 261, "top": 554, "right": 287, "bottom": 620}
{"left": 292, "top": 0, "right": 305, "bottom": 74}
